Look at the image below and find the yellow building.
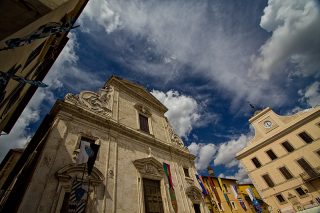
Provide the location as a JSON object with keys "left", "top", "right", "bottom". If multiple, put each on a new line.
{"left": 236, "top": 107, "right": 320, "bottom": 212}
{"left": 201, "top": 176, "right": 269, "bottom": 213}
{"left": 0, "top": 0, "right": 88, "bottom": 134}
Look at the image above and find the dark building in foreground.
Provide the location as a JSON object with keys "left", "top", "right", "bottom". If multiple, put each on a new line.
{"left": 0, "top": 0, "right": 88, "bottom": 134}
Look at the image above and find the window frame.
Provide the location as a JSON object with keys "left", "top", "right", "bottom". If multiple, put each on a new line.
{"left": 296, "top": 158, "right": 317, "bottom": 178}
{"left": 266, "top": 149, "right": 278, "bottom": 160}
{"left": 262, "top": 173, "right": 275, "bottom": 188}
{"left": 230, "top": 201, "right": 237, "bottom": 210}
{"left": 135, "top": 104, "right": 152, "bottom": 135}
{"left": 139, "top": 113, "right": 150, "bottom": 133}
{"left": 295, "top": 187, "right": 307, "bottom": 197}
{"left": 275, "top": 194, "right": 286, "bottom": 204}
{"left": 298, "top": 131, "right": 314, "bottom": 144}
{"left": 278, "top": 166, "right": 293, "bottom": 180}
{"left": 251, "top": 157, "right": 262, "bottom": 168}
{"left": 281, "top": 141, "right": 295, "bottom": 153}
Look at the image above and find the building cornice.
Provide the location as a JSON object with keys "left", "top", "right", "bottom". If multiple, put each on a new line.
{"left": 236, "top": 108, "right": 320, "bottom": 160}
{"left": 51, "top": 101, "right": 195, "bottom": 160}
{"left": 107, "top": 76, "right": 168, "bottom": 113}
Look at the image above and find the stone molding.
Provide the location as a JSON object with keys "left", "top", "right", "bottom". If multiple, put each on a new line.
{"left": 134, "top": 103, "right": 152, "bottom": 116}
{"left": 56, "top": 164, "right": 104, "bottom": 186}
{"left": 64, "top": 85, "right": 114, "bottom": 118}
{"left": 133, "top": 157, "right": 164, "bottom": 179}
{"left": 51, "top": 101, "right": 196, "bottom": 160}
{"left": 186, "top": 185, "right": 202, "bottom": 204}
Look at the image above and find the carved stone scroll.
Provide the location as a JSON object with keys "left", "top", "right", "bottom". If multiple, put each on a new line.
{"left": 64, "top": 85, "right": 114, "bottom": 118}
{"left": 166, "top": 120, "right": 187, "bottom": 150}
{"left": 186, "top": 186, "right": 202, "bottom": 204}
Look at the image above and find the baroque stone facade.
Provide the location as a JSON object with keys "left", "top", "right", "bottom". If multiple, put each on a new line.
{"left": 12, "top": 76, "right": 207, "bottom": 213}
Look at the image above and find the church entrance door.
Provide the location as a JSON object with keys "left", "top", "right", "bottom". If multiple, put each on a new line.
{"left": 143, "top": 178, "right": 164, "bottom": 213}
{"left": 193, "top": 203, "right": 201, "bottom": 213}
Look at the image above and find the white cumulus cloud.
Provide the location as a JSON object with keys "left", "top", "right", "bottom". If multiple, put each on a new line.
{"left": 152, "top": 90, "right": 212, "bottom": 138}
{"left": 252, "top": 0, "right": 320, "bottom": 79}
{"left": 298, "top": 81, "right": 320, "bottom": 107}
{"left": 188, "top": 142, "right": 217, "bottom": 171}
{"left": 214, "top": 134, "right": 251, "bottom": 168}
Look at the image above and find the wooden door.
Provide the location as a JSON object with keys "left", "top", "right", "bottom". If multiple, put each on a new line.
{"left": 143, "top": 179, "right": 164, "bottom": 213}
{"left": 193, "top": 203, "right": 201, "bottom": 213}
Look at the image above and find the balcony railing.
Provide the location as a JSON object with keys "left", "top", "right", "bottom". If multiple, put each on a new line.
{"left": 300, "top": 166, "right": 320, "bottom": 182}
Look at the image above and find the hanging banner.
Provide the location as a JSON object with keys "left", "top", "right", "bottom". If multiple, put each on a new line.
{"left": 217, "top": 177, "right": 224, "bottom": 192}
{"left": 196, "top": 175, "right": 208, "bottom": 196}
{"left": 231, "top": 185, "right": 247, "bottom": 211}
{"left": 208, "top": 177, "right": 221, "bottom": 204}
{"left": 163, "top": 163, "right": 178, "bottom": 212}
{"left": 230, "top": 184, "right": 238, "bottom": 199}
{"left": 246, "top": 187, "right": 262, "bottom": 213}
{"left": 217, "top": 178, "right": 232, "bottom": 210}
{"left": 238, "top": 197, "right": 247, "bottom": 211}
{"left": 69, "top": 179, "right": 88, "bottom": 213}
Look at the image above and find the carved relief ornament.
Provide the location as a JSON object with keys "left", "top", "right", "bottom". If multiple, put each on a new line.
{"left": 186, "top": 186, "right": 202, "bottom": 203}
{"left": 64, "top": 85, "right": 114, "bottom": 118}
{"left": 166, "top": 121, "right": 187, "bottom": 150}
{"left": 133, "top": 157, "right": 164, "bottom": 178}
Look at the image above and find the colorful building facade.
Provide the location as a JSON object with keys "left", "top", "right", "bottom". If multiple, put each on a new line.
{"left": 200, "top": 176, "right": 269, "bottom": 213}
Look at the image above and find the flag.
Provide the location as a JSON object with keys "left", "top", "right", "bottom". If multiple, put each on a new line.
{"left": 195, "top": 175, "right": 208, "bottom": 195}
{"left": 87, "top": 143, "right": 100, "bottom": 175}
{"left": 246, "top": 187, "right": 262, "bottom": 213}
{"left": 163, "top": 163, "right": 178, "bottom": 212}
{"left": 69, "top": 179, "right": 88, "bottom": 213}
{"left": 230, "top": 185, "right": 238, "bottom": 199}
{"left": 231, "top": 185, "right": 247, "bottom": 211}
{"left": 76, "top": 141, "right": 93, "bottom": 165}
{"left": 217, "top": 177, "right": 224, "bottom": 192}
{"left": 217, "top": 178, "right": 232, "bottom": 210}
{"left": 200, "top": 176, "right": 210, "bottom": 194}
{"left": 208, "top": 177, "right": 221, "bottom": 204}
{"left": 238, "top": 197, "right": 247, "bottom": 211}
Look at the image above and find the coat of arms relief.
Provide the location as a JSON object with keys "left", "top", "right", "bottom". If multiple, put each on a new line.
{"left": 64, "top": 85, "right": 114, "bottom": 118}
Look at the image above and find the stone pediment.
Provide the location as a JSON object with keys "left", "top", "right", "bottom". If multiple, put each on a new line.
{"left": 64, "top": 85, "right": 113, "bottom": 118}
{"left": 133, "top": 157, "right": 164, "bottom": 178}
{"left": 107, "top": 76, "right": 168, "bottom": 113}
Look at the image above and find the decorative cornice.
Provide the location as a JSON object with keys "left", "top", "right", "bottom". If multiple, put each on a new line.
{"left": 237, "top": 108, "right": 320, "bottom": 159}
{"left": 64, "top": 85, "right": 114, "bottom": 118}
{"left": 51, "top": 101, "right": 195, "bottom": 160}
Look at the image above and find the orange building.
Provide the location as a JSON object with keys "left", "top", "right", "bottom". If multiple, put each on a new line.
{"left": 200, "top": 175, "right": 269, "bottom": 213}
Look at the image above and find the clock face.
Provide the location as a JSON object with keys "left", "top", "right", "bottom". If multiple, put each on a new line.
{"left": 264, "top": 120, "right": 272, "bottom": 128}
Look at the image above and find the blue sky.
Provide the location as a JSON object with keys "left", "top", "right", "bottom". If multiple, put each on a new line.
{"left": 1, "top": 0, "right": 319, "bottom": 183}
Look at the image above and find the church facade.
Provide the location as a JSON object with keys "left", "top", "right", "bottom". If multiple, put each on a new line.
{"left": 4, "top": 76, "right": 207, "bottom": 213}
